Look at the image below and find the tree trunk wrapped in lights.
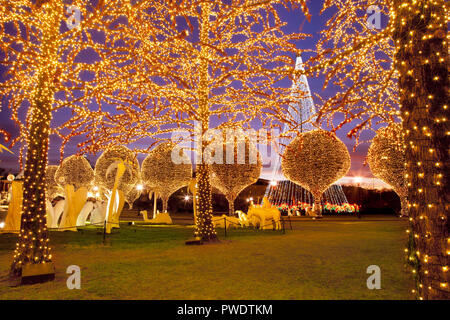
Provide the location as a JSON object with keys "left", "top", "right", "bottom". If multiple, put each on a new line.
{"left": 391, "top": 0, "right": 449, "bottom": 300}
{"left": 1, "top": 1, "right": 147, "bottom": 277}
{"left": 9, "top": 0, "right": 60, "bottom": 273}
{"left": 194, "top": 163, "right": 216, "bottom": 241}
{"left": 11, "top": 78, "right": 54, "bottom": 275}
{"left": 367, "top": 124, "right": 408, "bottom": 216}
{"left": 308, "top": 0, "right": 449, "bottom": 299}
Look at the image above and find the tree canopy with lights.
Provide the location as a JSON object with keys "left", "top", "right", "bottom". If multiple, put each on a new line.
{"left": 0, "top": 0, "right": 144, "bottom": 276}
{"left": 307, "top": 0, "right": 449, "bottom": 299}
{"left": 74, "top": 0, "right": 312, "bottom": 242}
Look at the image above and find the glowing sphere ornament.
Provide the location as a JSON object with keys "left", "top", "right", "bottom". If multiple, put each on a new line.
{"left": 45, "top": 165, "right": 64, "bottom": 201}
{"left": 281, "top": 129, "right": 351, "bottom": 216}
{"left": 94, "top": 145, "right": 141, "bottom": 197}
{"left": 141, "top": 142, "right": 192, "bottom": 213}
{"left": 209, "top": 135, "right": 262, "bottom": 215}
{"left": 55, "top": 155, "right": 94, "bottom": 231}
{"left": 368, "top": 123, "right": 408, "bottom": 216}
{"left": 55, "top": 155, "right": 94, "bottom": 190}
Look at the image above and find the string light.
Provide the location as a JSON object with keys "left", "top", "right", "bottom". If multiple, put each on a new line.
{"left": 57, "top": 1, "right": 311, "bottom": 241}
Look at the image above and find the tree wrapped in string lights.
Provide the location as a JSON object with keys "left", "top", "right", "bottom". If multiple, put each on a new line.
{"left": 210, "top": 133, "right": 262, "bottom": 216}
{"left": 141, "top": 143, "right": 192, "bottom": 214}
{"left": 368, "top": 124, "right": 408, "bottom": 216}
{"left": 307, "top": 0, "right": 449, "bottom": 299}
{"left": 281, "top": 130, "right": 350, "bottom": 216}
{"left": 73, "top": 0, "right": 311, "bottom": 242}
{"left": 1, "top": 0, "right": 143, "bottom": 277}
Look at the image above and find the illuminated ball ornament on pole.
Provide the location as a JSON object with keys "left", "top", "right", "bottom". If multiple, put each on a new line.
{"left": 45, "top": 165, "right": 64, "bottom": 201}
{"left": 209, "top": 135, "right": 262, "bottom": 216}
{"left": 54, "top": 156, "right": 94, "bottom": 191}
{"left": 141, "top": 142, "right": 192, "bottom": 213}
{"left": 94, "top": 145, "right": 141, "bottom": 198}
{"left": 281, "top": 129, "right": 351, "bottom": 217}
{"left": 368, "top": 124, "right": 408, "bottom": 216}
{"left": 54, "top": 155, "right": 94, "bottom": 231}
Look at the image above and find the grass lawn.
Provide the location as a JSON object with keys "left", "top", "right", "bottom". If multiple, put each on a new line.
{"left": 0, "top": 218, "right": 413, "bottom": 299}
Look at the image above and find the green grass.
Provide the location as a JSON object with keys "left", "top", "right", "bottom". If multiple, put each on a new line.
{"left": 0, "top": 219, "right": 413, "bottom": 299}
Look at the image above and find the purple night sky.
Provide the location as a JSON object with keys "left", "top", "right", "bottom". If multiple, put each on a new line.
{"left": 0, "top": 1, "right": 391, "bottom": 189}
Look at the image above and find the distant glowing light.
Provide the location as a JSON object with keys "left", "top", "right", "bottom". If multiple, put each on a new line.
{"left": 136, "top": 184, "right": 143, "bottom": 191}
{"left": 184, "top": 195, "right": 190, "bottom": 201}
{"left": 0, "top": 222, "right": 4, "bottom": 229}
{"left": 270, "top": 180, "right": 278, "bottom": 186}
{"left": 354, "top": 176, "right": 363, "bottom": 183}
{"left": 93, "top": 186, "right": 99, "bottom": 192}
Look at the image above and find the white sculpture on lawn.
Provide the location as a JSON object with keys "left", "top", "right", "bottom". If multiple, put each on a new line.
{"left": 54, "top": 155, "right": 94, "bottom": 231}
{"left": 89, "top": 198, "right": 107, "bottom": 226}
{"left": 76, "top": 200, "right": 94, "bottom": 227}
